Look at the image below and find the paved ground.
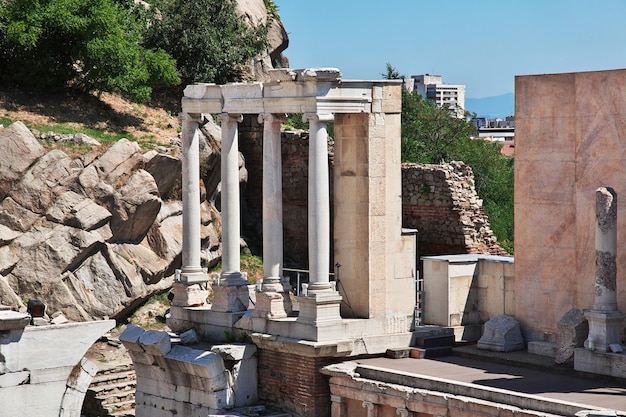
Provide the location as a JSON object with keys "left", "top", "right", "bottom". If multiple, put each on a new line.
{"left": 356, "top": 346, "right": 626, "bottom": 414}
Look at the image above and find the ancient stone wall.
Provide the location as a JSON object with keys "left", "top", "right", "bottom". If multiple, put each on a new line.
{"left": 240, "top": 135, "right": 507, "bottom": 269}
{"left": 402, "top": 161, "right": 508, "bottom": 257}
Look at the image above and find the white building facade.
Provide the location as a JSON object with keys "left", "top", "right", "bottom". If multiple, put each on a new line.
{"left": 410, "top": 74, "right": 466, "bottom": 118}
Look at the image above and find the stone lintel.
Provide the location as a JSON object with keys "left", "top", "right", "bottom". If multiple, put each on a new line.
{"left": 180, "top": 72, "right": 405, "bottom": 117}
{"left": 250, "top": 333, "right": 354, "bottom": 358}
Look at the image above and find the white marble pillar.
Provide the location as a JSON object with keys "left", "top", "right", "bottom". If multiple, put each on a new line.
{"left": 179, "top": 113, "right": 206, "bottom": 282}
{"left": 259, "top": 113, "right": 286, "bottom": 291}
{"left": 584, "top": 186, "right": 625, "bottom": 352}
{"left": 218, "top": 112, "right": 247, "bottom": 286}
{"left": 304, "top": 112, "right": 334, "bottom": 294}
{"left": 296, "top": 113, "right": 342, "bottom": 328}
{"left": 171, "top": 113, "right": 209, "bottom": 307}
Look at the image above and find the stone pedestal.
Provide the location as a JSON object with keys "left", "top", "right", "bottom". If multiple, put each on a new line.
{"left": 583, "top": 309, "right": 625, "bottom": 353}
{"left": 296, "top": 292, "right": 342, "bottom": 327}
{"left": 171, "top": 281, "right": 209, "bottom": 307}
{"left": 253, "top": 291, "right": 292, "bottom": 319}
{"left": 211, "top": 284, "right": 250, "bottom": 313}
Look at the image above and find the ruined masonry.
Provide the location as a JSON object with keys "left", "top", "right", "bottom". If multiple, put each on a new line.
{"left": 123, "top": 68, "right": 418, "bottom": 417}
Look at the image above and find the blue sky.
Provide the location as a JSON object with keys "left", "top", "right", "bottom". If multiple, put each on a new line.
{"left": 273, "top": 0, "right": 626, "bottom": 98}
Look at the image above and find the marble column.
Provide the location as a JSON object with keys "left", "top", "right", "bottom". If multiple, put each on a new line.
{"left": 253, "top": 113, "right": 292, "bottom": 318}
{"left": 171, "top": 113, "right": 208, "bottom": 307}
{"left": 304, "top": 112, "right": 333, "bottom": 294}
{"left": 259, "top": 113, "right": 286, "bottom": 291}
{"left": 584, "top": 187, "right": 625, "bottom": 352}
{"left": 211, "top": 113, "right": 249, "bottom": 313}
{"left": 296, "top": 113, "right": 342, "bottom": 328}
{"left": 218, "top": 112, "right": 246, "bottom": 286}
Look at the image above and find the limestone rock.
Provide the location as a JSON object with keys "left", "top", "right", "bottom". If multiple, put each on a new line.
{"left": 9, "top": 149, "right": 79, "bottom": 215}
{"left": 477, "top": 315, "right": 525, "bottom": 352}
{"left": 144, "top": 152, "right": 182, "bottom": 199}
{"left": 0, "top": 120, "right": 232, "bottom": 322}
{"left": 0, "top": 121, "right": 46, "bottom": 200}
{"left": 92, "top": 138, "right": 143, "bottom": 184}
{"left": 109, "top": 169, "right": 162, "bottom": 242}
{"left": 235, "top": 0, "right": 289, "bottom": 80}
{"left": 555, "top": 308, "right": 589, "bottom": 364}
{"left": 46, "top": 191, "right": 112, "bottom": 230}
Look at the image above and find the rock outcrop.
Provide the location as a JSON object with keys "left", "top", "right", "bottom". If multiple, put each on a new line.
{"left": 0, "top": 120, "right": 229, "bottom": 321}
{"left": 235, "top": 0, "right": 290, "bottom": 80}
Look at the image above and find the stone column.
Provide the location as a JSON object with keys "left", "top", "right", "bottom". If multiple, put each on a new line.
{"left": 304, "top": 112, "right": 333, "bottom": 294}
{"left": 253, "top": 113, "right": 292, "bottom": 318}
{"left": 218, "top": 112, "right": 246, "bottom": 285}
{"left": 259, "top": 113, "right": 286, "bottom": 291}
{"left": 211, "top": 113, "right": 249, "bottom": 313}
{"left": 171, "top": 113, "right": 208, "bottom": 307}
{"left": 330, "top": 395, "right": 347, "bottom": 417}
{"left": 296, "top": 113, "right": 342, "bottom": 328}
{"left": 584, "top": 187, "right": 625, "bottom": 352}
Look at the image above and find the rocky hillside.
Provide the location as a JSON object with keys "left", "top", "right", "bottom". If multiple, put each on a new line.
{"left": 0, "top": 120, "right": 225, "bottom": 320}
{"left": 0, "top": 0, "right": 289, "bottom": 320}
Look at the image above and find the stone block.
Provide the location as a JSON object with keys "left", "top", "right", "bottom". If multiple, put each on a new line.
{"left": 0, "top": 370, "right": 30, "bottom": 387}
{"left": 180, "top": 329, "right": 199, "bottom": 345}
{"left": 119, "top": 323, "right": 146, "bottom": 351}
{"left": 385, "top": 347, "right": 410, "bottom": 359}
{"left": 528, "top": 341, "right": 557, "bottom": 358}
{"left": 555, "top": 308, "right": 588, "bottom": 364}
{"left": 139, "top": 329, "right": 172, "bottom": 356}
{"left": 477, "top": 315, "right": 525, "bottom": 352}
{"left": 211, "top": 343, "right": 257, "bottom": 360}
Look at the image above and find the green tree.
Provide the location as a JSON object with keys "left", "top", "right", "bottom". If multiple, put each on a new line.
{"left": 400, "top": 89, "right": 514, "bottom": 252}
{"left": 145, "top": 0, "right": 270, "bottom": 85}
{"left": 381, "top": 62, "right": 402, "bottom": 80}
{"left": 0, "top": 0, "right": 180, "bottom": 102}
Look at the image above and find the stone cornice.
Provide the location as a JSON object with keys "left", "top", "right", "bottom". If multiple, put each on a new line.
{"left": 181, "top": 68, "right": 402, "bottom": 116}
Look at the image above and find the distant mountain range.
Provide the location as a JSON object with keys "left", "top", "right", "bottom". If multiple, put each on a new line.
{"left": 465, "top": 93, "right": 514, "bottom": 118}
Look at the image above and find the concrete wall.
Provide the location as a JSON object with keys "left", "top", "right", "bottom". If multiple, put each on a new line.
{"left": 515, "top": 69, "right": 626, "bottom": 340}
{"left": 422, "top": 255, "right": 514, "bottom": 340}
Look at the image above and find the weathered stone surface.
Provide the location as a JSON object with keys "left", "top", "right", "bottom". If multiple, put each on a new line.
{"left": 46, "top": 190, "right": 111, "bottom": 230}
{"left": 109, "top": 169, "right": 162, "bottom": 242}
{"left": 92, "top": 138, "right": 143, "bottom": 184}
{"left": 144, "top": 152, "right": 182, "bottom": 198}
{"left": 0, "top": 121, "right": 46, "bottom": 200}
{"left": 477, "top": 315, "right": 525, "bottom": 352}
{"left": 0, "top": 197, "right": 41, "bottom": 232}
{"left": 555, "top": 308, "right": 588, "bottom": 364}
{"left": 139, "top": 329, "right": 172, "bottom": 356}
{"left": 0, "top": 245, "right": 18, "bottom": 276}
{"left": 0, "top": 224, "right": 21, "bottom": 245}
{"left": 9, "top": 149, "right": 78, "bottom": 215}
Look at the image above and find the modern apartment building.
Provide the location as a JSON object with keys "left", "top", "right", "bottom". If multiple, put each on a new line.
{"left": 410, "top": 74, "right": 466, "bottom": 118}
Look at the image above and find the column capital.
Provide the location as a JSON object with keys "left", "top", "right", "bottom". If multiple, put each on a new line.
{"left": 258, "top": 113, "right": 287, "bottom": 124}
{"left": 218, "top": 113, "right": 243, "bottom": 124}
{"left": 302, "top": 112, "right": 334, "bottom": 124}
{"left": 180, "top": 112, "right": 204, "bottom": 123}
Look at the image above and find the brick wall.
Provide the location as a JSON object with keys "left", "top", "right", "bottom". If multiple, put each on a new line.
{"left": 257, "top": 348, "right": 342, "bottom": 417}
{"left": 402, "top": 161, "right": 508, "bottom": 257}
{"left": 239, "top": 130, "right": 507, "bottom": 270}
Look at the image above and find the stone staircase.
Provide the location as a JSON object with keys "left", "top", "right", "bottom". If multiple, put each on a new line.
{"left": 82, "top": 361, "right": 137, "bottom": 417}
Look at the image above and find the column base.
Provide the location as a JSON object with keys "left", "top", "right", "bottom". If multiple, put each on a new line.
{"left": 253, "top": 291, "right": 293, "bottom": 319}
{"left": 296, "top": 291, "right": 342, "bottom": 326}
{"left": 171, "top": 281, "right": 209, "bottom": 307}
{"left": 211, "top": 284, "right": 250, "bottom": 313}
{"left": 584, "top": 309, "right": 626, "bottom": 352}
{"left": 220, "top": 271, "right": 249, "bottom": 287}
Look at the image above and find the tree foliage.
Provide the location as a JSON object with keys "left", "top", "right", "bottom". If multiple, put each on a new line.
{"left": 0, "top": 0, "right": 180, "bottom": 102}
{"left": 145, "top": 0, "right": 270, "bottom": 85}
{"left": 400, "top": 89, "right": 514, "bottom": 252}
